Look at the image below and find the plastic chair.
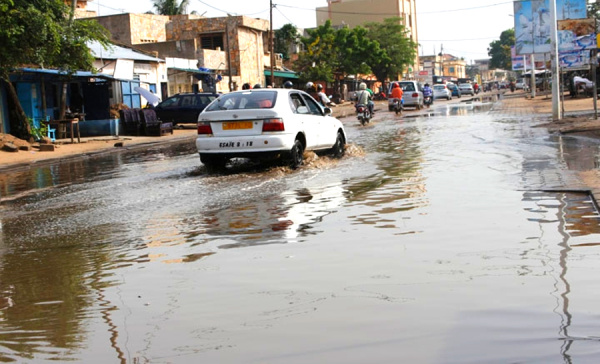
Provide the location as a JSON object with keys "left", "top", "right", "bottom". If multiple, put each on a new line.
{"left": 46, "top": 116, "right": 56, "bottom": 142}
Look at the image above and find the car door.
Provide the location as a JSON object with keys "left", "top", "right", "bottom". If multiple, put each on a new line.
{"left": 302, "top": 92, "right": 336, "bottom": 148}
{"left": 178, "top": 94, "right": 200, "bottom": 123}
{"left": 289, "top": 92, "right": 322, "bottom": 149}
{"left": 155, "top": 95, "right": 182, "bottom": 123}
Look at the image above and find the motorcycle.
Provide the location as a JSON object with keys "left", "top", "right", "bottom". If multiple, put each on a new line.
{"left": 355, "top": 104, "right": 372, "bottom": 125}
{"left": 423, "top": 95, "right": 433, "bottom": 108}
{"left": 392, "top": 98, "right": 403, "bottom": 115}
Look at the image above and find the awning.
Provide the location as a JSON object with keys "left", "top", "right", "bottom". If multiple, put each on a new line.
{"left": 170, "top": 67, "right": 212, "bottom": 74}
{"left": 16, "top": 67, "right": 116, "bottom": 80}
{"left": 264, "top": 70, "right": 299, "bottom": 79}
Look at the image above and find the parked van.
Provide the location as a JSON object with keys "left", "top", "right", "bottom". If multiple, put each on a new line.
{"left": 387, "top": 81, "right": 424, "bottom": 111}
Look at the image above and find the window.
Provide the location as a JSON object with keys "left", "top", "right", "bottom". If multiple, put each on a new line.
{"left": 181, "top": 95, "right": 197, "bottom": 106}
{"left": 290, "top": 93, "right": 307, "bottom": 114}
{"left": 302, "top": 94, "right": 323, "bottom": 116}
{"left": 200, "top": 34, "right": 224, "bottom": 50}
{"left": 160, "top": 96, "right": 181, "bottom": 107}
{"left": 400, "top": 82, "right": 415, "bottom": 91}
{"left": 205, "top": 91, "right": 277, "bottom": 111}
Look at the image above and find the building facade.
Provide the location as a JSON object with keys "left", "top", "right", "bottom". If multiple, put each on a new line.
{"left": 91, "top": 13, "right": 270, "bottom": 94}
{"left": 419, "top": 54, "right": 466, "bottom": 84}
{"left": 316, "top": 0, "right": 419, "bottom": 78}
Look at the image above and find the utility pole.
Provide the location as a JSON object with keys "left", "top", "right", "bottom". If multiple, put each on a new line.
{"left": 226, "top": 20, "right": 233, "bottom": 92}
{"left": 269, "top": 0, "right": 275, "bottom": 87}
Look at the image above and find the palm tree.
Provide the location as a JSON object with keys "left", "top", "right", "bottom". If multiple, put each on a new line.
{"left": 152, "top": 0, "right": 190, "bottom": 15}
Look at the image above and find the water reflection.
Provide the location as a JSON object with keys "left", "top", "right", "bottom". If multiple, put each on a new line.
{"left": 0, "top": 225, "right": 121, "bottom": 362}
{"left": 523, "top": 191, "right": 600, "bottom": 362}
{"left": 345, "top": 125, "right": 428, "bottom": 229}
{"left": 437, "top": 102, "right": 494, "bottom": 117}
{"left": 177, "top": 181, "right": 348, "bottom": 249}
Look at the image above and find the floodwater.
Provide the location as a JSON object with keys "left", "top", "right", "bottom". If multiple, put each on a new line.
{"left": 2, "top": 102, "right": 600, "bottom": 363}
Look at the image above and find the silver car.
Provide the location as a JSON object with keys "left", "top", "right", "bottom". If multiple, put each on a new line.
{"left": 458, "top": 83, "right": 475, "bottom": 96}
{"left": 433, "top": 84, "right": 452, "bottom": 100}
{"left": 388, "top": 81, "right": 424, "bottom": 110}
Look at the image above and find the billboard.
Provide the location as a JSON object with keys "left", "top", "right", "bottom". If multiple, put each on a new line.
{"left": 559, "top": 50, "right": 591, "bottom": 69}
{"left": 514, "top": 0, "right": 587, "bottom": 55}
{"left": 557, "top": 18, "right": 597, "bottom": 51}
{"left": 511, "top": 47, "right": 549, "bottom": 70}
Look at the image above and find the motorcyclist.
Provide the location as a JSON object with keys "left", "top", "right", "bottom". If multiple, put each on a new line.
{"left": 283, "top": 81, "right": 293, "bottom": 89}
{"left": 390, "top": 82, "right": 403, "bottom": 109}
{"left": 356, "top": 82, "right": 372, "bottom": 113}
{"left": 423, "top": 83, "right": 433, "bottom": 101}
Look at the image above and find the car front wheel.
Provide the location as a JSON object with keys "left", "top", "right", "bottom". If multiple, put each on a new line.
{"left": 289, "top": 139, "right": 304, "bottom": 169}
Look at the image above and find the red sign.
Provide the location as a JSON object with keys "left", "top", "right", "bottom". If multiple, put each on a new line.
{"left": 419, "top": 71, "right": 429, "bottom": 76}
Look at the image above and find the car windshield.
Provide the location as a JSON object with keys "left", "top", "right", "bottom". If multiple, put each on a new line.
{"left": 205, "top": 91, "right": 277, "bottom": 111}
{"left": 459, "top": 84, "right": 471, "bottom": 88}
{"left": 433, "top": 85, "right": 445, "bottom": 90}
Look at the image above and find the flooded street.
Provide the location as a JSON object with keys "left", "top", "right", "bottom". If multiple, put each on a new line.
{"left": 2, "top": 102, "right": 600, "bottom": 363}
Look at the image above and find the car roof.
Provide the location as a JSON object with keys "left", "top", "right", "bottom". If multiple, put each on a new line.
{"left": 172, "top": 92, "right": 219, "bottom": 96}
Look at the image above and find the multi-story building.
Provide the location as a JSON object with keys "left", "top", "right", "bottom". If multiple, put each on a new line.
{"left": 316, "top": 0, "right": 419, "bottom": 78}
{"left": 419, "top": 54, "right": 466, "bottom": 83}
{"left": 90, "top": 13, "right": 271, "bottom": 95}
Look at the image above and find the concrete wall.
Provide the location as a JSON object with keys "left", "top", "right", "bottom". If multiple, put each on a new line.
{"left": 93, "top": 14, "right": 134, "bottom": 46}
{"left": 93, "top": 14, "right": 170, "bottom": 46}
{"left": 135, "top": 39, "right": 198, "bottom": 60}
{"left": 166, "top": 16, "right": 268, "bottom": 86}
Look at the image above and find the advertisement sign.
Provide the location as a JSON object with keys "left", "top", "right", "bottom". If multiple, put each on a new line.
{"left": 559, "top": 50, "right": 591, "bottom": 69}
{"left": 514, "top": 0, "right": 587, "bottom": 55}
{"left": 557, "top": 0, "right": 587, "bottom": 20}
{"left": 557, "top": 18, "right": 597, "bottom": 51}
{"left": 511, "top": 47, "right": 548, "bottom": 70}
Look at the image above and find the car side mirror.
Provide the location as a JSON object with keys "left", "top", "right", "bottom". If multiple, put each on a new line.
{"left": 324, "top": 107, "right": 332, "bottom": 115}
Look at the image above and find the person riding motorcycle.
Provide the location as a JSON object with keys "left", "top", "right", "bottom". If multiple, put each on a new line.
{"left": 283, "top": 81, "right": 293, "bottom": 89}
{"left": 422, "top": 83, "right": 433, "bottom": 105}
{"left": 356, "top": 82, "right": 373, "bottom": 114}
{"left": 390, "top": 82, "right": 403, "bottom": 105}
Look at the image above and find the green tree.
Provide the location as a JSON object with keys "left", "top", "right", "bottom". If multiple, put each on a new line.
{"left": 275, "top": 24, "right": 298, "bottom": 61}
{"left": 488, "top": 28, "right": 515, "bottom": 70}
{"left": 364, "top": 17, "right": 417, "bottom": 83}
{"left": 152, "top": 0, "right": 189, "bottom": 15}
{"left": 295, "top": 20, "right": 380, "bottom": 85}
{"left": 0, "top": 0, "right": 110, "bottom": 140}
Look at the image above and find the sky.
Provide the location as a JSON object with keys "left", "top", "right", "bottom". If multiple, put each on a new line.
{"left": 89, "top": 0, "right": 516, "bottom": 63}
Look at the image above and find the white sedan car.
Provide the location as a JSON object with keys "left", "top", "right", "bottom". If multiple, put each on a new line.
{"left": 196, "top": 89, "right": 347, "bottom": 170}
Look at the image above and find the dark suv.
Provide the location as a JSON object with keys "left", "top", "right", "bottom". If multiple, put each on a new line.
{"left": 154, "top": 92, "right": 219, "bottom": 125}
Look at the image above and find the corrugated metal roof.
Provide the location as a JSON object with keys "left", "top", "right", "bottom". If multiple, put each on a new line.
{"left": 88, "top": 41, "right": 164, "bottom": 63}
{"left": 17, "top": 67, "right": 116, "bottom": 79}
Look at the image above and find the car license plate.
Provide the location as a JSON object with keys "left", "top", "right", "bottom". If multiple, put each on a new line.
{"left": 223, "top": 121, "right": 252, "bottom": 130}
